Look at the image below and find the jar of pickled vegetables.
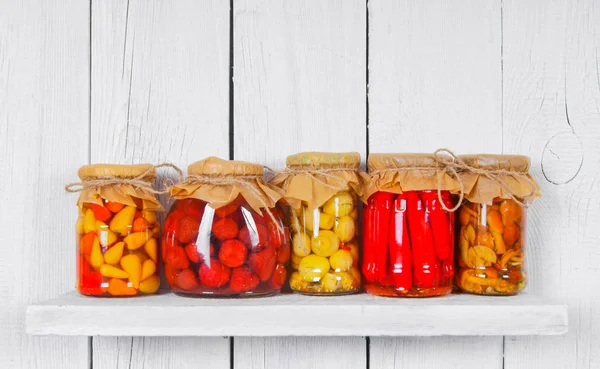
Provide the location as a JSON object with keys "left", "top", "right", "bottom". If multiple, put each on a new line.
{"left": 164, "top": 157, "right": 289, "bottom": 296}
{"left": 69, "top": 164, "right": 163, "bottom": 296}
{"left": 270, "top": 152, "right": 367, "bottom": 295}
{"left": 453, "top": 154, "right": 540, "bottom": 295}
{"left": 362, "top": 154, "right": 462, "bottom": 297}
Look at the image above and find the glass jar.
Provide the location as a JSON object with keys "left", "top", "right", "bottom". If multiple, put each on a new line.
{"left": 73, "top": 164, "right": 162, "bottom": 296}
{"left": 363, "top": 190, "right": 455, "bottom": 297}
{"left": 289, "top": 190, "right": 361, "bottom": 295}
{"left": 164, "top": 157, "right": 290, "bottom": 297}
{"left": 455, "top": 198, "right": 526, "bottom": 295}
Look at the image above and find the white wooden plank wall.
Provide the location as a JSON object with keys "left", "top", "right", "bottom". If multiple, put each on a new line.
{"left": 502, "top": 0, "right": 600, "bottom": 368}
{"left": 89, "top": 1, "right": 230, "bottom": 368}
{"left": 0, "top": 1, "right": 90, "bottom": 368}
{"left": 233, "top": 1, "right": 367, "bottom": 368}
{"left": 2, "top": 0, "right": 600, "bottom": 368}
{"left": 368, "top": 1, "right": 504, "bottom": 368}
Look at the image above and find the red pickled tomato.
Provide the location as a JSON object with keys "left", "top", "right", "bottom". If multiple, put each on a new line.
{"left": 179, "top": 199, "right": 205, "bottom": 220}
{"left": 269, "top": 263, "right": 287, "bottom": 289}
{"left": 90, "top": 203, "right": 112, "bottom": 222}
{"left": 105, "top": 201, "right": 125, "bottom": 213}
{"left": 177, "top": 216, "right": 201, "bottom": 244}
{"left": 185, "top": 242, "right": 213, "bottom": 264}
{"left": 199, "top": 259, "right": 231, "bottom": 288}
{"left": 238, "top": 223, "right": 269, "bottom": 249}
{"left": 212, "top": 217, "right": 239, "bottom": 241}
{"left": 176, "top": 269, "right": 199, "bottom": 290}
{"left": 229, "top": 267, "right": 260, "bottom": 293}
{"left": 215, "top": 196, "right": 246, "bottom": 218}
{"left": 164, "top": 209, "right": 185, "bottom": 235}
{"left": 277, "top": 242, "right": 291, "bottom": 264}
{"left": 218, "top": 239, "right": 248, "bottom": 268}
{"left": 165, "top": 245, "right": 190, "bottom": 270}
{"left": 248, "top": 245, "right": 277, "bottom": 282}
{"left": 164, "top": 264, "right": 178, "bottom": 286}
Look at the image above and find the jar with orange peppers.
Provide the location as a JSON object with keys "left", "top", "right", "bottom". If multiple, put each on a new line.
{"left": 270, "top": 152, "right": 367, "bottom": 295}
{"left": 164, "top": 157, "right": 289, "bottom": 296}
{"left": 452, "top": 154, "right": 540, "bottom": 295}
{"left": 68, "top": 164, "right": 164, "bottom": 296}
{"left": 362, "top": 154, "right": 462, "bottom": 297}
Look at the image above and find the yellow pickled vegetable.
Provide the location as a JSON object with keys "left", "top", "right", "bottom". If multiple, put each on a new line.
{"left": 83, "top": 209, "right": 96, "bottom": 234}
{"left": 132, "top": 250, "right": 149, "bottom": 262}
{"left": 298, "top": 254, "right": 330, "bottom": 282}
{"left": 349, "top": 207, "right": 358, "bottom": 220}
{"left": 465, "top": 224, "right": 476, "bottom": 244}
{"left": 333, "top": 216, "right": 355, "bottom": 243}
{"left": 289, "top": 272, "right": 306, "bottom": 290}
{"left": 472, "top": 245, "right": 497, "bottom": 265}
{"left": 322, "top": 192, "right": 354, "bottom": 217}
{"left": 104, "top": 242, "right": 125, "bottom": 265}
{"left": 347, "top": 241, "right": 359, "bottom": 266}
{"left": 124, "top": 232, "right": 149, "bottom": 250}
{"left": 491, "top": 231, "right": 506, "bottom": 254}
{"left": 120, "top": 254, "right": 142, "bottom": 288}
{"left": 76, "top": 218, "right": 84, "bottom": 234}
{"left": 141, "top": 259, "right": 156, "bottom": 280}
{"left": 304, "top": 210, "right": 335, "bottom": 231}
{"left": 109, "top": 205, "right": 136, "bottom": 234}
{"left": 292, "top": 233, "right": 312, "bottom": 257}
{"left": 139, "top": 275, "right": 160, "bottom": 294}
{"left": 335, "top": 271, "right": 357, "bottom": 290}
{"left": 100, "top": 264, "right": 129, "bottom": 279}
{"left": 329, "top": 250, "right": 353, "bottom": 272}
{"left": 96, "top": 220, "right": 118, "bottom": 247}
{"left": 144, "top": 238, "right": 158, "bottom": 262}
{"left": 90, "top": 237, "right": 104, "bottom": 269}
{"left": 291, "top": 253, "right": 303, "bottom": 270}
{"left": 142, "top": 210, "right": 157, "bottom": 225}
{"left": 311, "top": 230, "right": 339, "bottom": 257}
{"left": 321, "top": 273, "right": 341, "bottom": 292}
{"left": 487, "top": 210, "right": 504, "bottom": 233}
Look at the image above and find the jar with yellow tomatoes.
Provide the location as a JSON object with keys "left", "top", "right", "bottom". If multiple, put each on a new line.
{"left": 69, "top": 164, "right": 163, "bottom": 296}
{"left": 270, "top": 152, "right": 367, "bottom": 295}
{"left": 454, "top": 154, "right": 540, "bottom": 295}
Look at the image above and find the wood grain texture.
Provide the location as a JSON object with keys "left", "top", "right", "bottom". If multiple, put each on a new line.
{"left": 90, "top": 0, "right": 230, "bottom": 368}
{"left": 502, "top": 0, "right": 600, "bottom": 368}
{"left": 27, "top": 292, "right": 567, "bottom": 336}
{"left": 233, "top": 0, "right": 367, "bottom": 367}
{"left": 0, "top": 0, "right": 90, "bottom": 368}
{"left": 367, "top": 1, "right": 504, "bottom": 368}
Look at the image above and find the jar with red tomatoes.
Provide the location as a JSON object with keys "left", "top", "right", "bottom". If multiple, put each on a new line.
{"left": 453, "top": 154, "right": 540, "bottom": 296}
{"left": 362, "top": 154, "right": 461, "bottom": 297}
{"left": 164, "top": 157, "right": 289, "bottom": 296}
{"left": 69, "top": 164, "right": 163, "bottom": 296}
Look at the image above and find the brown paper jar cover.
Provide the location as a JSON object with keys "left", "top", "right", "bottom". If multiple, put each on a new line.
{"left": 76, "top": 164, "right": 163, "bottom": 211}
{"left": 270, "top": 152, "right": 368, "bottom": 211}
{"left": 364, "top": 153, "right": 462, "bottom": 200}
{"left": 457, "top": 154, "right": 541, "bottom": 205}
{"left": 169, "top": 157, "right": 284, "bottom": 215}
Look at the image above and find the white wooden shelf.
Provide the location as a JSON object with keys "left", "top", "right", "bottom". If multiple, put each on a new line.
{"left": 26, "top": 291, "right": 567, "bottom": 337}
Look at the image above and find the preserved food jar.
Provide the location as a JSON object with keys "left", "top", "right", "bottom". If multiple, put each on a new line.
{"left": 270, "top": 152, "right": 367, "bottom": 295}
{"left": 164, "top": 157, "right": 289, "bottom": 297}
{"left": 362, "top": 153, "right": 461, "bottom": 297}
{"left": 69, "top": 164, "right": 163, "bottom": 296}
{"left": 453, "top": 154, "right": 540, "bottom": 295}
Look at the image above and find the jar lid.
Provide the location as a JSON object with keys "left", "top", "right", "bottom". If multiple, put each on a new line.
{"left": 78, "top": 164, "right": 156, "bottom": 181}
{"left": 367, "top": 153, "right": 447, "bottom": 172}
{"left": 188, "top": 157, "right": 264, "bottom": 177}
{"left": 286, "top": 152, "right": 360, "bottom": 169}
{"left": 458, "top": 154, "right": 530, "bottom": 172}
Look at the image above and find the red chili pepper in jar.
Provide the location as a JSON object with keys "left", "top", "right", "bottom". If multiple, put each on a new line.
{"left": 389, "top": 193, "right": 412, "bottom": 292}
{"left": 423, "top": 191, "right": 453, "bottom": 262}
{"left": 406, "top": 192, "right": 439, "bottom": 289}
{"left": 362, "top": 192, "right": 395, "bottom": 283}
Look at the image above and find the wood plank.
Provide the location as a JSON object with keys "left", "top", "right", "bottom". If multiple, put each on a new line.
{"left": 90, "top": 0, "right": 230, "bottom": 368}
{"left": 367, "top": 1, "right": 504, "bottom": 368}
{"left": 502, "top": 0, "right": 600, "bottom": 368}
{"left": 0, "top": 0, "right": 90, "bottom": 368}
{"left": 233, "top": 0, "right": 367, "bottom": 367}
{"left": 27, "top": 292, "right": 567, "bottom": 336}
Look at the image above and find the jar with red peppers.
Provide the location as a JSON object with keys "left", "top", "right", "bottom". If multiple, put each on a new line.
{"left": 68, "top": 164, "right": 163, "bottom": 296}
{"left": 270, "top": 152, "right": 367, "bottom": 295}
{"left": 164, "top": 157, "right": 289, "bottom": 296}
{"left": 453, "top": 154, "right": 540, "bottom": 296}
{"left": 362, "top": 154, "right": 461, "bottom": 297}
